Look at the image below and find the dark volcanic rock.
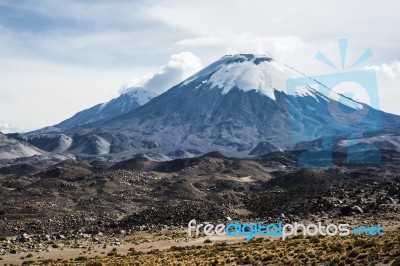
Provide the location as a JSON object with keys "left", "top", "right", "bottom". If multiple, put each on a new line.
{"left": 0, "top": 163, "right": 39, "bottom": 175}
{"left": 119, "top": 202, "right": 229, "bottom": 228}
{"left": 110, "top": 157, "right": 158, "bottom": 171}
{"left": 340, "top": 205, "right": 364, "bottom": 215}
{"left": 0, "top": 150, "right": 399, "bottom": 244}
{"left": 249, "top": 141, "right": 281, "bottom": 156}
{"left": 36, "top": 159, "right": 92, "bottom": 180}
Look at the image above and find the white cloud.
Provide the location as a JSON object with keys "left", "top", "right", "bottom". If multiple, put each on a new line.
{"left": 146, "top": 0, "right": 400, "bottom": 73}
{"left": 313, "top": 11, "right": 328, "bottom": 17}
{"left": 0, "top": 124, "right": 21, "bottom": 134}
{"left": 0, "top": 26, "right": 175, "bottom": 68}
{"left": 174, "top": 37, "right": 224, "bottom": 47}
{"left": 121, "top": 52, "right": 203, "bottom": 94}
{"left": 368, "top": 61, "right": 400, "bottom": 79}
{"left": 146, "top": 0, "right": 400, "bottom": 45}
{"left": 365, "top": 62, "right": 400, "bottom": 115}
{"left": 175, "top": 35, "right": 306, "bottom": 60}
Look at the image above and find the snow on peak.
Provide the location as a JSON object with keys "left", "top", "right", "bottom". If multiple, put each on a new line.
{"left": 98, "top": 87, "right": 158, "bottom": 113}
{"left": 123, "top": 87, "right": 158, "bottom": 105}
{"left": 209, "top": 59, "right": 276, "bottom": 98}
{"left": 182, "top": 53, "right": 365, "bottom": 109}
{"left": 183, "top": 54, "right": 295, "bottom": 100}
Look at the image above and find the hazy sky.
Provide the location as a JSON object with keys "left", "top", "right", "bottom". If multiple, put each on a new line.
{"left": 0, "top": 0, "right": 399, "bottom": 132}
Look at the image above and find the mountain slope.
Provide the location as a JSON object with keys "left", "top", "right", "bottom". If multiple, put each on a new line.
{"left": 0, "top": 132, "right": 48, "bottom": 160}
{"left": 27, "top": 54, "right": 400, "bottom": 157}
{"left": 26, "top": 88, "right": 157, "bottom": 135}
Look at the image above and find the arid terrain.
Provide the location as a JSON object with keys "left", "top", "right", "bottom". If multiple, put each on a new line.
{"left": 0, "top": 150, "right": 399, "bottom": 265}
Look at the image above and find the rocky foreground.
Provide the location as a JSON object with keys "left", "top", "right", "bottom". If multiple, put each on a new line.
{"left": 0, "top": 150, "right": 399, "bottom": 264}
{"left": 39, "top": 229, "right": 400, "bottom": 266}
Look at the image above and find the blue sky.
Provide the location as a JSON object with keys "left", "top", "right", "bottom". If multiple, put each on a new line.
{"left": 0, "top": 0, "right": 399, "bottom": 132}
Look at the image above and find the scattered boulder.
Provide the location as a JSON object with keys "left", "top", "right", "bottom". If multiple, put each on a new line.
{"left": 340, "top": 205, "right": 363, "bottom": 216}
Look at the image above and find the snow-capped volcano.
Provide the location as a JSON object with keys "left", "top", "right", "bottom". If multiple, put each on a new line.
{"left": 25, "top": 54, "right": 400, "bottom": 157}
